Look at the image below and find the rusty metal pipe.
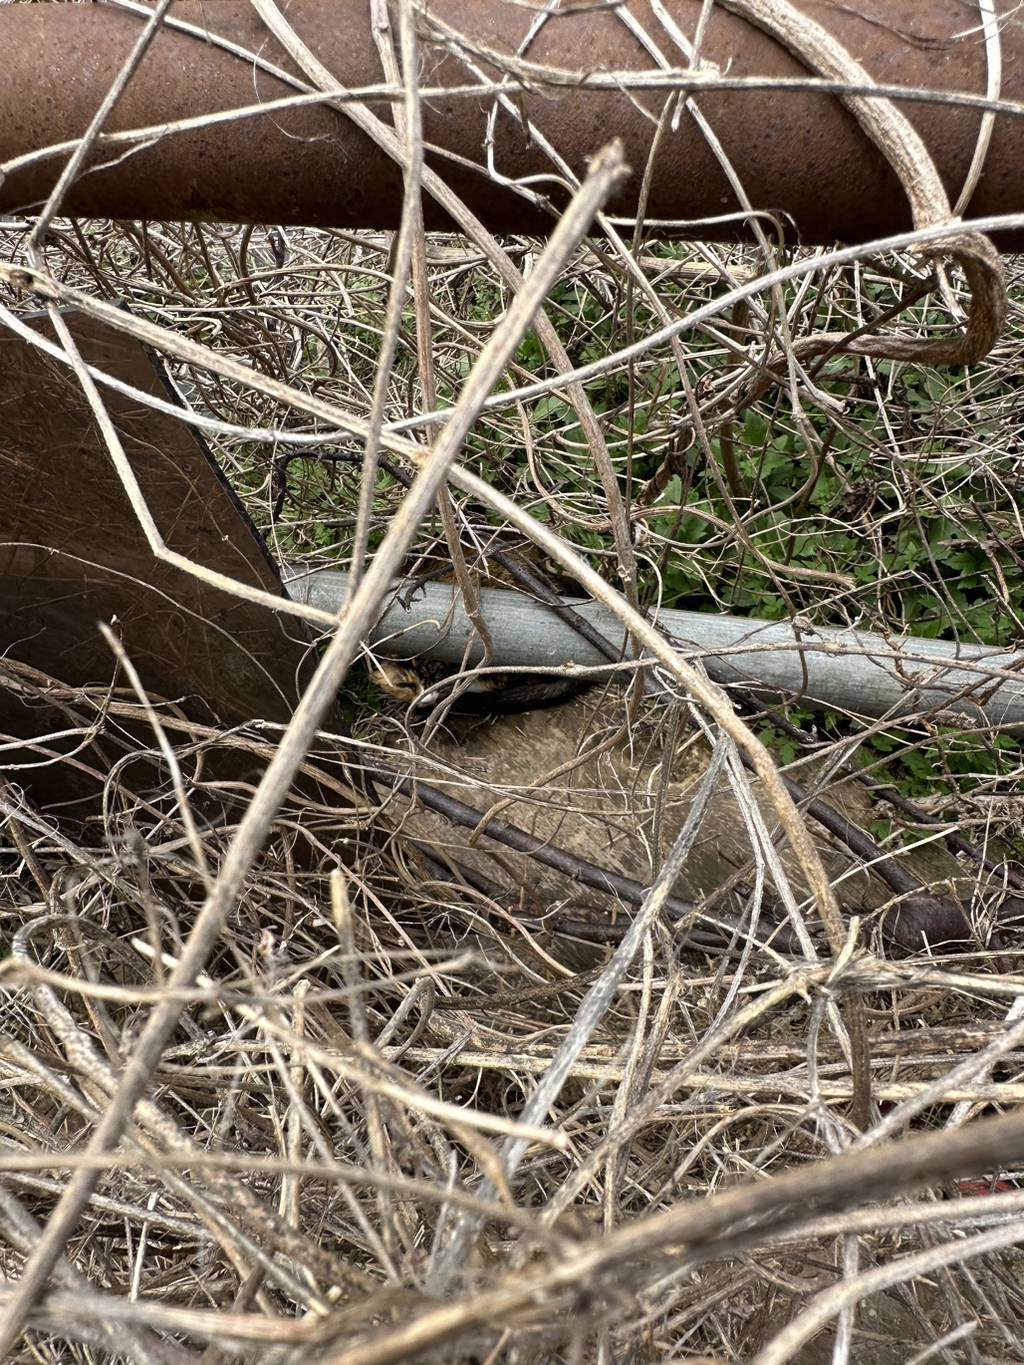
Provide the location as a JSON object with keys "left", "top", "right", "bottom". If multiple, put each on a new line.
{"left": 2, "top": 1, "right": 1023, "bottom": 247}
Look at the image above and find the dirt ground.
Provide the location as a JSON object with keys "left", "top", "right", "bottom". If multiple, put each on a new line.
{"left": 387, "top": 690, "right": 977, "bottom": 962}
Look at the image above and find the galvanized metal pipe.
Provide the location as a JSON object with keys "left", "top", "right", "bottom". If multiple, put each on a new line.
{"left": 287, "top": 569, "right": 1024, "bottom": 726}
{"left": 2, "top": 1, "right": 1023, "bottom": 247}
